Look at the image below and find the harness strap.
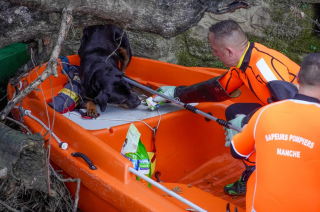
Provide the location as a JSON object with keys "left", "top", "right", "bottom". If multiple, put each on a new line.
{"left": 151, "top": 127, "right": 157, "bottom": 163}
{"left": 59, "top": 88, "right": 79, "bottom": 104}
{"left": 59, "top": 56, "right": 70, "bottom": 74}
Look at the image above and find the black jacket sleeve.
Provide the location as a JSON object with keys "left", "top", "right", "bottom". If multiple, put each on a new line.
{"left": 174, "top": 75, "right": 235, "bottom": 103}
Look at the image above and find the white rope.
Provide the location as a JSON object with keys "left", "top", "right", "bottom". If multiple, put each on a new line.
{"left": 14, "top": 103, "right": 161, "bottom": 151}
{"left": 14, "top": 106, "right": 68, "bottom": 150}
{"left": 70, "top": 107, "right": 162, "bottom": 132}
{"left": 98, "top": 107, "right": 161, "bottom": 131}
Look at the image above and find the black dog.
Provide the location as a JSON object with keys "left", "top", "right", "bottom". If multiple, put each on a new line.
{"left": 78, "top": 25, "right": 141, "bottom": 117}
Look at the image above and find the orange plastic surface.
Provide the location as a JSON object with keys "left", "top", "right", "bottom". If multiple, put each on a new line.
{"left": 7, "top": 55, "right": 260, "bottom": 212}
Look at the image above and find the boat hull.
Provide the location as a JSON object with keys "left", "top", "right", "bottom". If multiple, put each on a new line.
{"left": 7, "top": 55, "right": 261, "bottom": 211}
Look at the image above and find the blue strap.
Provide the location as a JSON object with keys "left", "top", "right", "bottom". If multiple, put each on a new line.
{"left": 59, "top": 56, "right": 70, "bottom": 75}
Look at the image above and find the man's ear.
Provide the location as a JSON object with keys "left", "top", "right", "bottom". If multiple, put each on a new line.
{"left": 94, "top": 89, "right": 109, "bottom": 112}
{"left": 226, "top": 47, "right": 233, "bottom": 57}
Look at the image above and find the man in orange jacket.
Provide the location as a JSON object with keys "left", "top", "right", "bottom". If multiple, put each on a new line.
{"left": 153, "top": 19, "right": 300, "bottom": 196}
{"left": 231, "top": 52, "right": 320, "bottom": 211}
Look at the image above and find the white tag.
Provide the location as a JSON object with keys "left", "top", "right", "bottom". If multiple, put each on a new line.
{"left": 145, "top": 96, "right": 158, "bottom": 110}
{"left": 121, "top": 123, "right": 141, "bottom": 154}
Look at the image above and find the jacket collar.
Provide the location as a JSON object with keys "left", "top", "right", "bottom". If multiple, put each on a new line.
{"left": 236, "top": 42, "right": 250, "bottom": 68}
{"left": 293, "top": 93, "right": 320, "bottom": 103}
{"left": 239, "top": 42, "right": 254, "bottom": 73}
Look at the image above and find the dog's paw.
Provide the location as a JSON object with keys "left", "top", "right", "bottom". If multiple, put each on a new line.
{"left": 86, "top": 101, "right": 98, "bottom": 118}
{"left": 87, "top": 108, "right": 98, "bottom": 118}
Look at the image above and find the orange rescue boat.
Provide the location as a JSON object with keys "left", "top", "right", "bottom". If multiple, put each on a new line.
{"left": 7, "top": 55, "right": 261, "bottom": 212}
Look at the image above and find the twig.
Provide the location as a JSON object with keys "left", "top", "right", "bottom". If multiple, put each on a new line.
{"left": 5, "top": 117, "right": 32, "bottom": 134}
{"left": 105, "top": 31, "right": 125, "bottom": 62}
{"left": 0, "top": 199, "right": 20, "bottom": 212}
{"left": 0, "top": 7, "right": 73, "bottom": 121}
{"left": 49, "top": 165, "right": 81, "bottom": 212}
{"left": 289, "top": 5, "right": 320, "bottom": 30}
{"left": 46, "top": 77, "right": 56, "bottom": 194}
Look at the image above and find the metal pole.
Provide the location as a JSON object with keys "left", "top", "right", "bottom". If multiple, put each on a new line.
{"left": 124, "top": 77, "right": 242, "bottom": 132}
{"left": 128, "top": 167, "right": 207, "bottom": 212}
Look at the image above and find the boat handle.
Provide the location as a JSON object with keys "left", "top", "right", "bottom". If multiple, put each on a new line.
{"left": 71, "top": 152, "right": 97, "bottom": 170}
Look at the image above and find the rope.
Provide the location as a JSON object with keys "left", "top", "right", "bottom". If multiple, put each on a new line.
{"left": 69, "top": 107, "right": 162, "bottom": 132}
{"left": 14, "top": 106, "right": 68, "bottom": 150}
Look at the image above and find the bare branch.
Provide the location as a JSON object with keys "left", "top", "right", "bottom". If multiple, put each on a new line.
{"left": 5, "top": 117, "right": 32, "bottom": 134}
{"left": 49, "top": 165, "right": 81, "bottom": 212}
{"left": 0, "top": 199, "right": 19, "bottom": 212}
{"left": 0, "top": 8, "right": 73, "bottom": 121}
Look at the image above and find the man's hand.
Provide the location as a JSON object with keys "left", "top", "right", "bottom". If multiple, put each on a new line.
{"left": 224, "top": 114, "right": 246, "bottom": 147}
{"left": 153, "top": 86, "right": 176, "bottom": 102}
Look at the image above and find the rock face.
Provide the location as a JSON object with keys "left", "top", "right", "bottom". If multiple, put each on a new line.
{"left": 61, "top": 0, "right": 320, "bottom": 68}
{"left": 0, "top": 0, "right": 252, "bottom": 48}
{"left": 1, "top": 0, "right": 319, "bottom": 67}
{"left": 128, "top": 0, "right": 320, "bottom": 67}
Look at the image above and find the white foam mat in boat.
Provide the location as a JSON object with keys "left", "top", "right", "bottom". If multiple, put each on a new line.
{"left": 62, "top": 102, "right": 198, "bottom": 130}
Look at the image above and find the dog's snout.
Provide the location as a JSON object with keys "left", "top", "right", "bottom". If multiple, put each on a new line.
{"left": 119, "top": 93, "right": 141, "bottom": 109}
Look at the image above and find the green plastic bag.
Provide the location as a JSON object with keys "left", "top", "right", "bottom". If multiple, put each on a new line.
{"left": 121, "top": 123, "right": 151, "bottom": 187}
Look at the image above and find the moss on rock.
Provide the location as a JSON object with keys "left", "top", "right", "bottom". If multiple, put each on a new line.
{"left": 175, "top": 30, "right": 227, "bottom": 69}
{"left": 248, "top": 2, "right": 320, "bottom": 65}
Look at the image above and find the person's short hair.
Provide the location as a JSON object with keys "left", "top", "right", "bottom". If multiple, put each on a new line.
{"left": 209, "top": 19, "right": 246, "bottom": 42}
{"left": 298, "top": 53, "right": 320, "bottom": 86}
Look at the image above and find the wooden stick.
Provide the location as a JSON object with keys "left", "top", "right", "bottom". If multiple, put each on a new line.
{"left": 0, "top": 8, "right": 73, "bottom": 121}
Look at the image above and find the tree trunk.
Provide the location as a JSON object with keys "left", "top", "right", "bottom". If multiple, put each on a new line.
{"left": 0, "top": 122, "right": 48, "bottom": 192}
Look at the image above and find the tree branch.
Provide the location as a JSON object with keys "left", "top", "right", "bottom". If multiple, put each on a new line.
{"left": 0, "top": 199, "right": 19, "bottom": 212}
{"left": 5, "top": 117, "right": 32, "bottom": 134}
{"left": 0, "top": 7, "right": 73, "bottom": 121}
{"left": 49, "top": 165, "right": 81, "bottom": 212}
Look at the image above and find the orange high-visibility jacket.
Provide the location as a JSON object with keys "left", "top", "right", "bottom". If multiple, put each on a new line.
{"left": 219, "top": 42, "right": 300, "bottom": 105}
{"left": 231, "top": 94, "right": 320, "bottom": 212}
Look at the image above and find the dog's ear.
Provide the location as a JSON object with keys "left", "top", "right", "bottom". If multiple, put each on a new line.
{"left": 94, "top": 89, "right": 109, "bottom": 112}
{"left": 82, "top": 27, "right": 89, "bottom": 40}
{"left": 78, "top": 28, "right": 89, "bottom": 56}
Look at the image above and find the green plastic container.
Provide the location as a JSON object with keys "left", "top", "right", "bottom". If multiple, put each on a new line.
{"left": 0, "top": 43, "right": 30, "bottom": 83}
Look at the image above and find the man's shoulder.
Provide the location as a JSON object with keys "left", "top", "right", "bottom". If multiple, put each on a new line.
{"left": 249, "top": 42, "right": 298, "bottom": 69}
{"left": 251, "top": 42, "right": 278, "bottom": 56}
{"left": 256, "top": 99, "right": 320, "bottom": 119}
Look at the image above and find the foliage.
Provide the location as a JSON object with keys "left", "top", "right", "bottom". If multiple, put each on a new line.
{"left": 175, "top": 31, "right": 228, "bottom": 69}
